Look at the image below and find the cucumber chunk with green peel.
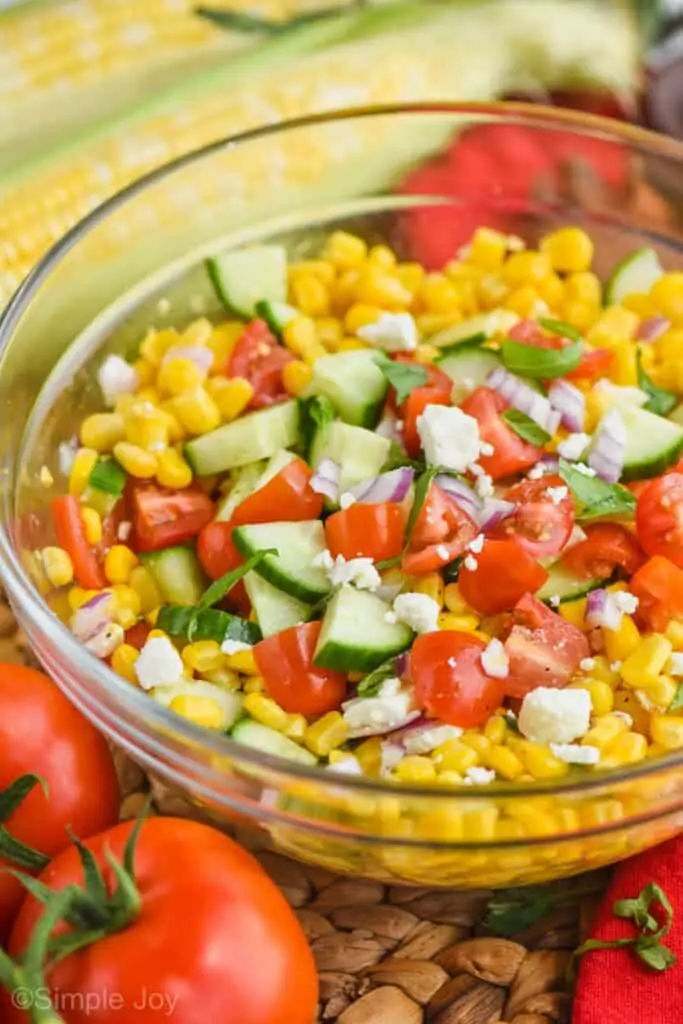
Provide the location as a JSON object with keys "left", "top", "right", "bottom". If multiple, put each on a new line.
{"left": 429, "top": 310, "right": 520, "bottom": 348}
{"left": 233, "top": 520, "right": 331, "bottom": 603}
{"left": 309, "top": 349, "right": 389, "bottom": 428}
{"left": 537, "top": 565, "right": 611, "bottom": 605}
{"left": 436, "top": 344, "right": 503, "bottom": 404}
{"left": 619, "top": 404, "right": 683, "bottom": 481}
{"left": 314, "top": 585, "right": 413, "bottom": 672}
{"left": 605, "top": 247, "right": 663, "bottom": 306}
{"left": 215, "top": 461, "right": 266, "bottom": 522}
{"left": 310, "top": 420, "right": 390, "bottom": 491}
{"left": 206, "top": 245, "right": 288, "bottom": 318}
{"left": 255, "top": 299, "right": 298, "bottom": 335}
{"left": 231, "top": 720, "right": 318, "bottom": 766}
{"left": 244, "top": 572, "right": 313, "bottom": 637}
{"left": 140, "top": 546, "right": 207, "bottom": 606}
{"left": 184, "top": 400, "right": 299, "bottom": 475}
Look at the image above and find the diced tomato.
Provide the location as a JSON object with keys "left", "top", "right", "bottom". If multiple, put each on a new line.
{"left": 197, "top": 521, "right": 241, "bottom": 581}
{"left": 232, "top": 457, "right": 323, "bottom": 526}
{"left": 400, "top": 388, "right": 450, "bottom": 458}
{"left": 503, "top": 593, "right": 590, "bottom": 697}
{"left": 254, "top": 622, "right": 347, "bottom": 717}
{"left": 493, "top": 474, "right": 574, "bottom": 558}
{"left": 125, "top": 622, "right": 152, "bottom": 650}
{"left": 561, "top": 523, "right": 646, "bottom": 580}
{"left": 402, "top": 483, "right": 478, "bottom": 575}
{"left": 460, "top": 387, "right": 542, "bottom": 481}
{"left": 100, "top": 498, "right": 129, "bottom": 553}
{"left": 325, "top": 503, "right": 405, "bottom": 563}
{"left": 410, "top": 631, "right": 505, "bottom": 729}
{"left": 635, "top": 473, "right": 683, "bottom": 570}
{"left": 51, "top": 495, "right": 106, "bottom": 589}
{"left": 566, "top": 347, "right": 613, "bottom": 381}
{"left": 631, "top": 556, "right": 683, "bottom": 633}
{"left": 228, "top": 319, "right": 294, "bottom": 409}
{"left": 458, "top": 538, "right": 548, "bottom": 615}
{"left": 508, "top": 319, "right": 563, "bottom": 349}
{"left": 132, "top": 486, "right": 215, "bottom": 553}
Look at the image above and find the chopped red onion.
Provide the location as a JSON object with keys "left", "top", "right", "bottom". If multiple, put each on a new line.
{"left": 310, "top": 458, "right": 340, "bottom": 502}
{"left": 480, "top": 498, "right": 515, "bottom": 531}
{"left": 395, "top": 652, "right": 409, "bottom": 677}
{"left": 637, "top": 316, "right": 670, "bottom": 343}
{"left": 161, "top": 345, "right": 213, "bottom": 375}
{"left": 540, "top": 453, "right": 560, "bottom": 473}
{"left": 588, "top": 409, "right": 626, "bottom": 484}
{"left": 585, "top": 588, "right": 621, "bottom": 630}
{"left": 487, "top": 367, "right": 562, "bottom": 435}
{"left": 344, "top": 710, "right": 422, "bottom": 739}
{"left": 376, "top": 412, "right": 403, "bottom": 444}
{"left": 380, "top": 741, "right": 405, "bottom": 775}
{"left": 434, "top": 474, "right": 483, "bottom": 522}
{"left": 71, "top": 592, "right": 114, "bottom": 643}
{"left": 350, "top": 467, "right": 414, "bottom": 504}
{"left": 549, "top": 380, "right": 585, "bottom": 432}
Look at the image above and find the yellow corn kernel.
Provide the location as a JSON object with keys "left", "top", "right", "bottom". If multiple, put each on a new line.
{"left": 290, "top": 273, "right": 330, "bottom": 318}
{"left": 520, "top": 742, "right": 570, "bottom": 780}
{"left": 621, "top": 635, "right": 673, "bottom": 689}
{"left": 208, "top": 377, "right": 253, "bottom": 423}
{"left": 621, "top": 291, "right": 653, "bottom": 317}
{"left": 111, "top": 643, "right": 139, "bottom": 683}
{"left": 343, "top": 303, "right": 384, "bottom": 334}
{"left": 611, "top": 339, "right": 638, "bottom": 387}
{"left": 41, "top": 547, "right": 74, "bottom": 588}
{"left": 411, "top": 573, "right": 444, "bottom": 606}
{"left": 581, "top": 799, "right": 624, "bottom": 828}
{"left": 139, "top": 329, "right": 178, "bottom": 367}
{"left": 603, "top": 616, "right": 641, "bottom": 663}
{"left": 154, "top": 447, "right": 192, "bottom": 490}
{"left": 323, "top": 230, "right": 367, "bottom": 269}
{"left": 582, "top": 713, "right": 629, "bottom": 750}
{"left": 104, "top": 545, "right": 138, "bottom": 585}
{"left": 330, "top": 269, "right": 360, "bottom": 313}
{"left": 504, "top": 285, "right": 541, "bottom": 318}
{"left": 355, "top": 737, "right": 382, "bottom": 776}
{"left": 564, "top": 271, "right": 603, "bottom": 307}
{"left": 110, "top": 585, "right": 142, "bottom": 629}
{"left": 537, "top": 273, "right": 564, "bottom": 309}
{"left": 223, "top": 648, "right": 258, "bottom": 674}
{"left": 477, "top": 274, "right": 509, "bottom": 310}
{"left": 282, "top": 315, "right": 317, "bottom": 356}
{"left": 462, "top": 807, "right": 499, "bottom": 841}
{"left": 419, "top": 273, "right": 462, "bottom": 314}
{"left": 650, "top": 272, "right": 683, "bottom": 324}
{"left": 444, "top": 583, "right": 469, "bottom": 614}
{"left": 414, "top": 344, "right": 439, "bottom": 364}
{"left": 112, "top": 442, "right": 157, "bottom": 479}
{"left": 651, "top": 714, "right": 683, "bottom": 750}
{"left": 486, "top": 746, "right": 524, "bottom": 780}
{"left": 502, "top": 250, "right": 552, "bottom": 286}
{"left": 394, "top": 755, "right": 437, "bottom": 783}
{"left": 334, "top": 337, "right": 367, "bottom": 353}
{"left": 170, "top": 694, "right": 227, "bottom": 730}
{"left": 133, "top": 358, "right": 156, "bottom": 387}
{"left": 206, "top": 322, "right": 244, "bottom": 372}
{"left": 282, "top": 359, "right": 313, "bottom": 396}
{"left": 79, "top": 507, "right": 102, "bottom": 546}
{"left": 68, "top": 448, "right": 98, "bottom": 496}
{"left": 123, "top": 403, "right": 170, "bottom": 452}
{"left": 243, "top": 676, "right": 265, "bottom": 695}
{"left": 496, "top": 819, "right": 526, "bottom": 841}
{"left": 638, "top": 674, "right": 678, "bottom": 710}
{"left": 506, "top": 806, "right": 558, "bottom": 836}
{"left": 555, "top": 807, "right": 581, "bottom": 833}
{"left": 80, "top": 413, "right": 125, "bottom": 453}
{"left": 368, "top": 244, "right": 397, "bottom": 270}
{"left": 157, "top": 356, "right": 206, "bottom": 397}
{"left": 357, "top": 268, "right": 411, "bottom": 310}
{"left": 242, "top": 692, "right": 289, "bottom": 731}
{"left": 395, "top": 262, "right": 426, "bottom": 296}
{"left": 468, "top": 227, "right": 508, "bottom": 271}
{"left": 416, "top": 313, "right": 463, "bottom": 336}
{"left": 314, "top": 317, "right": 343, "bottom": 348}
{"left": 541, "top": 227, "right": 594, "bottom": 273}
{"left": 437, "top": 612, "right": 480, "bottom": 633}
{"left": 182, "top": 641, "right": 224, "bottom": 674}
{"left": 665, "top": 620, "right": 683, "bottom": 648}
{"left": 418, "top": 809, "right": 463, "bottom": 840}
{"left": 561, "top": 301, "right": 599, "bottom": 333}
{"left": 587, "top": 307, "right": 639, "bottom": 348}
{"left": 654, "top": 328, "right": 683, "bottom": 365}
{"left": 128, "top": 566, "right": 161, "bottom": 616}
{"left": 147, "top": 628, "right": 169, "bottom": 642}
{"left": 612, "top": 688, "right": 650, "bottom": 733}
{"left": 568, "top": 679, "right": 614, "bottom": 716}
{"left": 302, "top": 343, "right": 328, "bottom": 366}
{"left": 284, "top": 714, "right": 307, "bottom": 741}
{"left": 171, "top": 389, "right": 221, "bottom": 436}
{"left": 461, "top": 733, "right": 491, "bottom": 758}
{"left": 67, "top": 587, "right": 97, "bottom": 612}
{"left": 599, "top": 731, "right": 648, "bottom": 769}
{"left": 200, "top": 667, "right": 240, "bottom": 691}
{"left": 304, "top": 711, "right": 349, "bottom": 757}
{"left": 290, "top": 260, "right": 336, "bottom": 286}
{"left": 589, "top": 656, "right": 621, "bottom": 686}
{"left": 433, "top": 738, "right": 480, "bottom": 773}
{"left": 434, "top": 771, "right": 464, "bottom": 787}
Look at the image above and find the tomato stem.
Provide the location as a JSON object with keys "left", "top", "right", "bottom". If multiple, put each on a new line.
{"left": 0, "top": 775, "right": 51, "bottom": 872}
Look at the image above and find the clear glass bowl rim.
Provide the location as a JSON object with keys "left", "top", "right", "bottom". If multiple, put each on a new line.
{"left": 3, "top": 100, "right": 683, "bottom": 802}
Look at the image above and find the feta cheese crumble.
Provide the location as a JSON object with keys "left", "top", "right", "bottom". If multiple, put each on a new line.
{"left": 97, "top": 354, "right": 139, "bottom": 408}
{"left": 391, "top": 593, "right": 440, "bottom": 634}
{"left": 548, "top": 595, "right": 561, "bottom": 608}
{"left": 463, "top": 555, "right": 478, "bottom": 571}
{"left": 527, "top": 463, "right": 548, "bottom": 480}
{"left": 417, "top": 404, "right": 481, "bottom": 473}
{"left": 481, "top": 638, "right": 509, "bottom": 679}
{"left": 474, "top": 473, "right": 494, "bottom": 498}
{"left": 518, "top": 686, "right": 591, "bottom": 744}
{"left": 557, "top": 432, "right": 590, "bottom": 461}
{"left": 463, "top": 766, "right": 496, "bottom": 786}
{"left": 579, "top": 657, "right": 596, "bottom": 672}
{"left": 342, "top": 689, "right": 416, "bottom": 737}
{"left": 667, "top": 652, "right": 683, "bottom": 677}
{"left": 357, "top": 312, "right": 418, "bottom": 352}
{"left": 117, "top": 520, "right": 132, "bottom": 542}
{"left": 135, "top": 636, "right": 184, "bottom": 691}
{"left": 339, "top": 492, "right": 356, "bottom": 510}
{"left": 221, "top": 639, "right": 253, "bottom": 655}
{"left": 550, "top": 743, "right": 600, "bottom": 765}
{"left": 327, "top": 756, "right": 363, "bottom": 776}
{"left": 479, "top": 441, "right": 495, "bottom": 457}
{"left": 314, "top": 550, "right": 381, "bottom": 591}
{"left": 468, "top": 534, "right": 485, "bottom": 554}
{"left": 402, "top": 724, "right": 463, "bottom": 755}
{"left": 58, "top": 442, "right": 77, "bottom": 477}
{"left": 546, "top": 485, "right": 568, "bottom": 506}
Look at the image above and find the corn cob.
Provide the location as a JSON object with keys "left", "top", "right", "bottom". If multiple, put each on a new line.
{"left": 0, "top": 0, "right": 642, "bottom": 306}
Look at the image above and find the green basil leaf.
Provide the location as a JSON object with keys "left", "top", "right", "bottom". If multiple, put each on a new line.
{"left": 539, "top": 317, "right": 583, "bottom": 343}
{"left": 502, "top": 409, "right": 551, "bottom": 446}
{"left": 89, "top": 458, "right": 127, "bottom": 497}
{"left": 156, "top": 605, "right": 261, "bottom": 646}
{"left": 558, "top": 458, "right": 636, "bottom": 521}
{"left": 501, "top": 337, "right": 583, "bottom": 379}
{"left": 298, "top": 394, "right": 335, "bottom": 459}
{"left": 637, "top": 348, "right": 677, "bottom": 417}
{"left": 405, "top": 467, "right": 439, "bottom": 542}
{"left": 374, "top": 351, "right": 428, "bottom": 404}
{"left": 357, "top": 658, "right": 399, "bottom": 698}
{"left": 195, "top": 549, "right": 277, "bottom": 618}
{"left": 376, "top": 556, "right": 402, "bottom": 571}
{"left": 382, "top": 442, "right": 424, "bottom": 473}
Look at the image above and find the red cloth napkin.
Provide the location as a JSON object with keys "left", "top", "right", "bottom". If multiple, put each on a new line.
{"left": 574, "top": 834, "right": 683, "bottom": 1024}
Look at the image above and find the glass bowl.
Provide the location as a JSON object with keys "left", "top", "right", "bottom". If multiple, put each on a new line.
{"left": 3, "top": 103, "right": 683, "bottom": 889}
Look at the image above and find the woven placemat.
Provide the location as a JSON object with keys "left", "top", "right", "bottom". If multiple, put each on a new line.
{"left": 1, "top": 589, "right": 607, "bottom": 1023}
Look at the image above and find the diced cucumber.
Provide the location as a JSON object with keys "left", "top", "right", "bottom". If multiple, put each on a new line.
{"left": 184, "top": 400, "right": 299, "bottom": 475}
{"left": 537, "top": 564, "right": 610, "bottom": 605}
{"left": 309, "top": 350, "right": 389, "bottom": 428}
{"left": 604, "top": 247, "right": 663, "bottom": 306}
{"left": 310, "top": 420, "right": 390, "bottom": 491}
{"left": 670, "top": 403, "right": 683, "bottom": 427}
{"left": 314, "top": 585, "right": 413, "bottom": 672}
{"left": 153, "top": 681, "right": 243, "bottom": 730}
{"left": 140, "top": 546, "right": 207, "bottom": 606}
{"left": 619, "top": 404, "right": 683, "bottom": 480}
{"left": 206, "top": 245, "right": 288, "bottom": 318}
{"left": 244, "top": 572, "right": 313, "bottom": 637}
{"left": 255, "top": 299, "right": 298, "bottom": 335}
{"left": 233, "top": 520, "right": 330, "bottom": 603}
{"left": 215, "top": 461, "right": 266, "bottom": 522}
{"left": 436, "top": 342, "right": 502, "bottom": 404}
{"left": 231, "top": 719, "right": 318, "bottom": 766}
{"left": 429, "top": 310, "right": 520, "bottom": 348}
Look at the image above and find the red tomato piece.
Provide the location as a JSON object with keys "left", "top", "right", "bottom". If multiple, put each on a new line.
{"left": 493, "top": 474, "right": 575, "bottom": 558}
{"left": 232, "top": 457, "right": 323, "bottom": 526}
{"left": 508, "top": 319, "right": 562, "bottom": 349}
{"left": 4, "top": 818, "right": 318, "bottom": 1024}
{"left": 51, "top": 495, "right": 107, "bottom": 589}
{"left": 635, "top": 473, "right": 683, "bottom": 570}
{"left": 325, "top": 502, "right": 405, "bottom": 562}
{"left": 228, "top": 319, "right": 294, "bottom": 409}
{"left": 401, "top": 387, "right": 450, "bottom": 458}
{"left": 402, "top": 483, "right": 478, "bottom": 575}
{"left": 132, "top": 486, "right": 215, "bottom": 553}
{"left": 254, "top": 622, "right": 347, "bottom": 717}
{"left": 460, "top": 387, "right": 542, "bottom": 480}
{"left": 459, "top": 538, "right": 549, "bottom": 615}
{"left": 631, "top": 556, "right": 683, "bottom": 633}
{"left": 503, "top": 593, "right": 590, "bottom": 697}
{"left": 197, "top": 521, "right": 249, "bottom": 614}
{"left": 566, "top": 347, "right": 614, "bottom": 381}
{"left": 410, "top": 631, "right": 505, "bottom": 729}
{"left": 124, "top": 622, "right": 152, "bottom": 650}
{"left": 561, "top": 523, "right": 646, "bottom": 580}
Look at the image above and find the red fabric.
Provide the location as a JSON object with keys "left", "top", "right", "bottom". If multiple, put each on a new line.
{"left": 574, "top": 834, "right": 683, "bottom": 1024}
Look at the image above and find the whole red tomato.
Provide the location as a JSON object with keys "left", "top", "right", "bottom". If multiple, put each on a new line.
{"left": 0, "top": 665, "right": 120, "bottom": 944}
{"left": 2, "top": 818, "right": 318, "bottom": 1024}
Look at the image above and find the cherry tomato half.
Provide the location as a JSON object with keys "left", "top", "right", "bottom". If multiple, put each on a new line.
{"left": 254, "top": 622, "right": 347, "bottom": 717}
{"left": 562, "top": 523, "right": 645, "bottom": 580}
{"left": 410, "top": 631, "right": 505, "bottom": 729}
{"left": 493, "top": 474, "right": 575, "bottom": 558}
{"left": 402, "top": 483, "right": 478, "bottom": 575}
{"left": 460, "top": 387, "right": 542, "bottom": 480}
{"left": 132, "top": 487, "right": 215, "bottom": 553}
{"left": 197, "top": 521, "right": 250, "bottom": 616}
{"left": 228, "top": 319, "right": 294, "bottom": 409}
{"left": 459, "top": 538, "right": 548, "bottom": 615}
{"left": 503, "top": 594, "right": 590, "bottom": 697}
{"left": 636, "top": 473, "right": 683, "bottom": 570}
{"left": 232, "top": 457, "right": 323, "bottom": 526}
{"left": 325, "top": 502, "right": 405, "bottom": 562}
{"left": 631, "top": 555, "right": 683, "bottom": 633}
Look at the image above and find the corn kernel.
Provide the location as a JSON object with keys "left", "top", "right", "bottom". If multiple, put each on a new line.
{"left": 123, "top": 403, "right": 170, "bottom": 452}
{"left": 581, "top": 799, "right": 623, "bottom": 828}
{"left": 587, "top": 307, "right": 639, "bottom": 348}
{"left": 182, "top": 640, "right": 224, "bottom": 674}
{"left": 434, "top": 771, "right": 464, "bottom": 787}
{"left": 433, "top": 739, "right": 479, "bottom": 773}
{"left": 461, "top": 733, "right": 491, "bottom": 758}
{"left": 621, "top": 635, "right": 673, "bottom": 689}
{"left": 241, "top": 693, "right": 288, "bottom": 732}
{"left": 207, "top": 377, "right": 253, "bottom": 423}
{"left": 418, "top": 809, "right": 463, "bottom": 839}
{"left": 582, "top": 713, "right": 629, "bottom": 749}
{"left": 112, "top": 442, "right": 157, "bottom": 479}
{"left": 139, "top": 329, "right": 178, "bottom": 367}
{"left": 504, "top": 285, "right": 541, "bottom": 318}
{"left": 468, "top": 227, "right": 508, "bottom": 271}
{"left": 590, "top": 656, "right": 621, "bottom": 686}
{"left": 304, "top": 711, "right": 349, "bottom": 757}
{"left": 622, "top": 291, "right": 653, "bottom": 317}
{"left": 223, "top": 648, "right": 258, "bottom": 674}
{"left": 416, "top": 313, "right": 463, "bottom": 336}
{"left": 612, "top": 688, "right": 650, "bottom": 733}
{"left": 483, "top": 715, "right": 507, "bottom": 745}
{"left": 414, "top": 344, "right": 439, "bottom": 364}
{"left": 411, "top": 573, "right": 443, "bottom": 606}
{"left": 243, "top": 676, "right": 265, "bottom": 694}
{"left": 638, "top": 674, "right": 678, "bottom": 710}
{"left": 128, "top": 566, "right": 161, "bottom": 616}
{"left": 355, "top": 737, "right": 382, "bottom": 776}
{"left": 104, "top": 545, "right": 138, "bottom": 585}
{"left": 651, "top": 715, "right": 683, "bottom": 749}
{"left": 569, "top": 679, "right": 614, "bottom": 716}
{"left": 284, "top": 714, "right": 307, "bottom": 741}
{"left": 41, "top": 547, "right": 74, "bottom": 588}
{"left": 170, "top": 694, "right": 227, "bottom": 730}
{"left": 147, "top": 628, "right": 169, "bottom": 641}
{"left": 290, "top": 274, "right": 330, "bottom": 317}
{"left": 603, "top": 616, "right": 641, "bottom": 663}
{"left": 206, "top": 322, "right": 243, "bottom": 372}
{"left": 520, "top": 742, "right": 569, "bottom": 780}
{"left": 171, "top": 389, "right": 221, "bottom": 435}
{"left": 477, "top": 274, "right": 509, "bottom": 310}
{"left": 537, "top": 273, "right": 564, "bottom": 309}
{"left": 343, "top": 303, "right": 384, "bottom": 334}
{"left": 437, "top": 612, "right": 480, "bottom": 633}
{"left": 302, "top": 342, "right": 327, "bottom": 365}
{"left": 111, "top": 643, "right": 139, "bottom": 683}
{"left": 330, "top": 270, "right": 360, "bottom": 313}
{"left": 181, "top": 319, "right": 213, "bottom": 347}
{"left": 357, "top": 268, "right": 411, "bottom": 309}
{"left": 496, "top": 819, "right": 526, "bottom": 840}
{"left": 133, "top": 358, "right": 156, "bottom": 387}
{"left": 564, "top": 271, "right": 602, "bottom": 307}
{"left": 394, "top": 262, "right": 425, "bottom": 295}
{"left": 599, "top": 731, "right": 648, "bottom": 769}
{"left": 651, "top": 272, "right": 683, "bottom": 324}
{"left": 282, "top": 359, "right": 313, "bottom": 396}
{"left": 282, "top": 315, "right": 316, "bottom": 356}
{"left": 444, "top": 583, "right": 469, "bottom": 614}
{"left": 323, "top": 231, "right": 367, "bottom": 269}
{"left": 314, "top": 317, "right": 343, "bottom": 349}
{"left": 335, "top": 337, "right": 367, "bottom": 353}
{"left": 665, "top": 620, "right": 683, "bottom": 648}
{"left": 541, "top": 227, "right": 594, "bottom": 273}
{"left": 561, "top": 301, "right": 599, "bottom": 333}
{"left": 156, "top": 356, "right": 204, "bottom": 397}
{"left": 655, "top": 329, "right": 683, "bottom": 365}
{"left": 501, "top": 250, "right": 552, "bottom": 286}
{"left": 611, "top": 339, "right": 638, "bottom": 387}
{"left": 419, "top": 274, "right": 462, "bottom": 314}
{"left": 67, "top": 587, "right": 99, "bottom": 612}
{"left": 462, "top": 807, "right": 499, "bottom": 840}
{"left": 152, "top": 447, "right": 192, "bottom": 490}
{"left": 69, "top": 448, "right": 98, "bottom": 496}
{"left": 80, "top": 413, "right": 125, "bottom": 453}
{"left": 506, "top": 805, "right": 557, "bottom": 836}
{"left": 394, "top": 755, "right": 437, "bottom": 782}
{"left": 368, "top": 244, "right": 397, "bottom": 270}
{"left": 290, "top": 260, "right": 336, "bottom": 286}
{"left": 80, "top": 507, "right": 102, "bottom": 546}
{"left": 110, "top": 585, "right": 142, "bottom": 629}
{"left": 200, "top": 667, "right": 240, "bottom": 690}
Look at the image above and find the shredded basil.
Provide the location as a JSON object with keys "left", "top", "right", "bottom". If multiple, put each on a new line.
{"left": 502, "top": 409, "right": 551, "bottom": 446}
{"left": 374, "top": 351, "right": 428, "bottom": 403}
{"left": 637, "top": 348, "right": 677, "bottom": 416}
{"left": 501, "top": 337, "right": 583, "bottom": 379}
{"left": 559, "top": 458, "right": 636, "bottom": 521}
{"left": 539, "top": 317, "right": 583, "bottom": 343}
{"left": 357, "top": 657, "right": 398, "bottom": 698}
